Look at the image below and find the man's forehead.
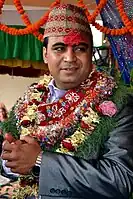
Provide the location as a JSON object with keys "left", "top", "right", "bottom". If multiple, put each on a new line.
{"left": 48, "top": 33, "right": 90, "bottom": 46}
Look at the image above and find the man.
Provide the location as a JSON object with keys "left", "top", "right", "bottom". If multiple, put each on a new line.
{"left": 1, "top": 3, "right": 133, "bottom": 199}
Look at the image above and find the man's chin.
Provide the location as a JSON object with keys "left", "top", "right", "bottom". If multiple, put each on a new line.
{"left": 60, "top": 78, "right": 77, "bottom": 84}
{"left": 59, "top": 79, "right": 80, "bottom": 89}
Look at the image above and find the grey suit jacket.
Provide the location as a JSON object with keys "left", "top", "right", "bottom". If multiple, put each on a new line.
{"left": 38, "top": 96, "right": 133, "bottom": 199}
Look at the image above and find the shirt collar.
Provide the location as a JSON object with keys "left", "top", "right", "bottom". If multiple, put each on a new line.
{"left": 48, "top": 79, "right": 66, "bottom": 100}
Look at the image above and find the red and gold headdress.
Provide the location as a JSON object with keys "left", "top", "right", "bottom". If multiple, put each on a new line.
{"left": 43, "top": 4, "right": 92, "bottom": 39}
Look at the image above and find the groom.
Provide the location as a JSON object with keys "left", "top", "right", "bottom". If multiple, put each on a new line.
{"left": 2, "top": 3, "right": 133, "bottom": 199}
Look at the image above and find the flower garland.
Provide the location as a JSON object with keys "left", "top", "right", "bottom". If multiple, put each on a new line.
{"left": 115, "top": 0, "right": 133, "bottom": 35}
{"left": 91, "top": 21, "right": 128, "bottom": 35}
{"left": 77, "top": 0, "right": 107, "bottom": 23}
{"left": 13, "top": 71, "right": 117, "bottom": 156}
{"left": 13, "top": 0, "right": 43, "bottom": 41}
{"left": 0, "top": 0, "right": 4, "bottom": 14}
{"left": 2, "top": 72, "right": 132, "bottom": 198}
{"left": 0, "top": 0, "right": 132, "bottom": 40}
{"left": 0, "top": 0, "right": 60, "bottom": 38}
{"left": 77, "top": 0, "right": 129, "bottom": 35}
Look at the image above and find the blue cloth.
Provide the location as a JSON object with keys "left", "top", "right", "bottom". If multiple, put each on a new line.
{"left": 96, "top": 0, "right": 133, "bottom": 84}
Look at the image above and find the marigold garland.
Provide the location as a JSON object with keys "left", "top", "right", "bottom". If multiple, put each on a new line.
{"left": 91, "top": 21, "right": 128, "bottom": 35}
{"left": 0, "top": 0, "right": 60, "bottom": 39}
{"left": 77, "top": 0, "right": 107, "bottom": 22}
{"left": 115, "top": 0, "right": 133, "bottom": 35}
{"left": 13, "top": 0, "right": 43, "bottom": 41}
{"left": 0, "top": 0, "right": 4, "bottom": 14}
{"left": 77, "top": 0, "right": 129, "bottom": 35}
{"left": 0, "top": 0, "right": 132, "bottom": 41}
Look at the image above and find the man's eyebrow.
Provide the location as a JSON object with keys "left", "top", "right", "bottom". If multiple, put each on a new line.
{"left": 52, "top": 42, "right": 66, "bottom": 47}
{"left": 51, "top": 42, "right": 89, "bottom": 48}
{"left": 73, "top": 42, "right": 89, "bottom": 48}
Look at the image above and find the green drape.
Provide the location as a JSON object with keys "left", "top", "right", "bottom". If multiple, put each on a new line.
{"left": 0, "top": 25, "right": 44, "bottom": 61}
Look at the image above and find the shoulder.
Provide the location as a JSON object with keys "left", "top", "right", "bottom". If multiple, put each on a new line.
{"left": 118, "top": 94, "right": 133, "bottom": 116}
{"left": 113, "top": 93, "right": 133, "bottom": 129}
{"left": 126, "top": 94, "right": 133, "bottom": 107}
{"left": 112, "top": 80, "right": 132, "bottom": 108}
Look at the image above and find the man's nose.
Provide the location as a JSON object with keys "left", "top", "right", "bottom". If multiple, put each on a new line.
{"left": 63, "top": 48, "right": 77, "bottom": 62}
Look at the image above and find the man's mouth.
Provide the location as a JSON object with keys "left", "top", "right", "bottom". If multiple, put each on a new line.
{"left": 61, "top": 67, "right": 78, "bottom": 71}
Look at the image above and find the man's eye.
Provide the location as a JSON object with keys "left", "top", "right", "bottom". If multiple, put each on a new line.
{"left": 53, "top": 46, "right": 65, "bottom": 52}
{"left": 74, "top": 46, "right": 88, "bottom": 52}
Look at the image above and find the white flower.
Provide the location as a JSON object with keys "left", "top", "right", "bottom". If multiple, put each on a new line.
{"left": 39, "top": 75, "right": 52, "bottom": 85}
{"left": 82, "top": 108, "right": 100, "bottom": 124}
{"left": 26, "top": 105, "right": 37, "bottom": 120}
{"left": 30, "top": 92, "right": 41, "bottom": 100}
{"left": 21, "top": 116, "right": 30, "bottom": 121}
{"left": 65, "top": 92, "right": 80, "bottom": 103}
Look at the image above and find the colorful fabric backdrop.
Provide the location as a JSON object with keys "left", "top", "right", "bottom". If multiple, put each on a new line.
{"left": 96, "top": 0, "right": 133, "bottom": 84}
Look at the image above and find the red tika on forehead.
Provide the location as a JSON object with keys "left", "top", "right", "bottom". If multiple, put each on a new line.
{"left": 63, "top": 32, "right": 89, "bottom": 46}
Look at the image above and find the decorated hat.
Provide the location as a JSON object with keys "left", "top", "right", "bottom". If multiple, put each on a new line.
{"left": 43, "top": 4, "right": 92, "bottom": 38}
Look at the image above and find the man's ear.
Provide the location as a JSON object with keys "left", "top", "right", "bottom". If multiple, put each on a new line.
{"left": 43, "top": 47, "right": 48, "bottom": 64}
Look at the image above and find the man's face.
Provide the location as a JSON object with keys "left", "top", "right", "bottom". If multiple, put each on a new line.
{"left": 43, "top": 35, "right": 92, "bottom": 89}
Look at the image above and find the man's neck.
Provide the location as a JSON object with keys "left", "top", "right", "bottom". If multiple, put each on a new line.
{"left": 48, "top": 79, "right": 67, "bottom": 103}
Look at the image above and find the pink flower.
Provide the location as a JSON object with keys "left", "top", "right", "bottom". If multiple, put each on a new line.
{"left": 98, "top": 101, "right": 117, "bottom": 117}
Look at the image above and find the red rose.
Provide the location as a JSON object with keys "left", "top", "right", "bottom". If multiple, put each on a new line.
{"left": 36, "top": 84, "right": 46, "bottom": 91}
{"left": 21, "top": 120, "right": 31, "bottom": 127}
{"left": 62, "top": 140, "right": 75, "bottom": 151}
{"left": 28, "top": 101, "right": 33, "bottom": 106}
{"left": 19, "top": 179, "right": 27, "bottom": 187}
{"left": 32, "top": 99, "right": 40, "bottom": 105}
{"left": 38, "top": 105, "right": 46, "bottom": 113}
{"left": 95, "top": 104, "right": 102, "bottom": 113}
{"left": 80, "top": 121, "right": 89, "bottom": 129}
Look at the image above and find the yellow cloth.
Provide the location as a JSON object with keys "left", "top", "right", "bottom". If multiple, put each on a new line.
{"left": 0, "top": 59, "right": 48, "bottom": 70}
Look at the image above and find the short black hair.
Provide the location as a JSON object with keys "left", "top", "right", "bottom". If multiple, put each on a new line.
{"left": 43, "top": 37, "right": 49, "bottom": 48}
